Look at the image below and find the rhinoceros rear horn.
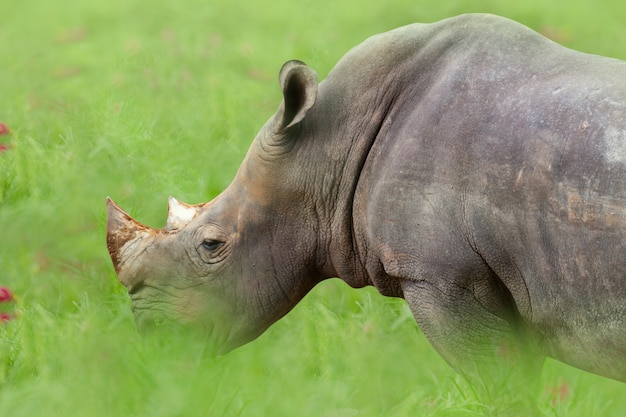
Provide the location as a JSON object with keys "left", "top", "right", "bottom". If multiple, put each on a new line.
{"left": 165, "top": 196, "right": 203, "bottom": 230}
{"left": 277, "top": 60, "right": 318, "bottom": 131}
{"left": 106, "top": 197, "right": 154, "bottom": 274}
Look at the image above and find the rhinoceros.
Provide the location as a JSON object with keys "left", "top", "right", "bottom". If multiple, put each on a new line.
{"left": 106, "top": 13, "right": 626, "bottom": 409}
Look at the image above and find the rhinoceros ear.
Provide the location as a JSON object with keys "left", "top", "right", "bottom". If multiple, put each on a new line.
{"left": 277, "top": 60, "right": 318, "bottom": 131}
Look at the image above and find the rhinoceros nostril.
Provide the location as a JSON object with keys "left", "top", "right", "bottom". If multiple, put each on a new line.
{"left": 128, "top": 282, "right": 145, "bottom": 296}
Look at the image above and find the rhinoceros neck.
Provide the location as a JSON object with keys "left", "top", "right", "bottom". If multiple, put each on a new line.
{"left": 312, "top": 53, "right": 417, "bottom": 289}
{"left": 311, "top": 22, "right": 455, "bottom": 290}
{"left": 315, "top": 89, "right": 389, "bottom": 290}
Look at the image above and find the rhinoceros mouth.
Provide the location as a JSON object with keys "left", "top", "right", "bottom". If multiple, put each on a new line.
{"left": 130, "top": 302, "right": 173, "bottom": 330}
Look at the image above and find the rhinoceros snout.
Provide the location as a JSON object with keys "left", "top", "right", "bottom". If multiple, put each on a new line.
{"left": 106, "top": 196, "right": 208, "bottom": 292}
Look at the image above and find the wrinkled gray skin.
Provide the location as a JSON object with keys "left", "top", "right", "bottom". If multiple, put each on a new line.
{"left": 107, "top": 13, "right": 625, "bottom": 406}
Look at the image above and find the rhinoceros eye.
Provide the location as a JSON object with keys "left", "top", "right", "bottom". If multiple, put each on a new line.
{"left": 195, "top": 227, "right": 229, "bottom": 265}
{"left": 201, "top": 239, "right": 223, "bottom": 252}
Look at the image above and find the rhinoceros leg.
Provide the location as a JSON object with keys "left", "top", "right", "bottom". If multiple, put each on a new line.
{"left": 401, "top": 278, "right": 544, "bottom": 415}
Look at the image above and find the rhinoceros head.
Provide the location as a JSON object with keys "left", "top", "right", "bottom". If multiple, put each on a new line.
{"left": 106, "top": 61, "right": 325, "bottom": 352}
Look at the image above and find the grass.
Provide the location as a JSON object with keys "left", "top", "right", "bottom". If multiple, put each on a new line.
{"left": 1, "top": 0, "right": 625, "bottom": 415}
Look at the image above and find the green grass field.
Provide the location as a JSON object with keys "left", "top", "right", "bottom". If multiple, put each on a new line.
{"left": 1, "top": 0, "right": 625, "bottom": 415}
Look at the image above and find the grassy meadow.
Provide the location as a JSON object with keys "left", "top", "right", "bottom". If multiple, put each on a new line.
{"left": 1, "top": 0, "right": 625, "bottom": 415}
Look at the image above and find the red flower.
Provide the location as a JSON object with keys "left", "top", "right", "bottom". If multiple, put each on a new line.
{"left": 545, "top": 381, "right": 572, "bottom": 406}
{"left": 0, "top": 287, "right": 13, "bottom": 302}
{"left": 0, "top": 122, "right": 9, "bottom": 135}
{"left": 0, "top": 313, "right": 11, "bottom": 323}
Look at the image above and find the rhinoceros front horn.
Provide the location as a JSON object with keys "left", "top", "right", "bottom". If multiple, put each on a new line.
{"left": 106, "top": 197, "right": 154, "bottom": 274}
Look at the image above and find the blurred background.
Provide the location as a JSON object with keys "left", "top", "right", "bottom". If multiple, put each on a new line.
{"left": 1, "top": 0, "right": 625, "bottom": 416}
